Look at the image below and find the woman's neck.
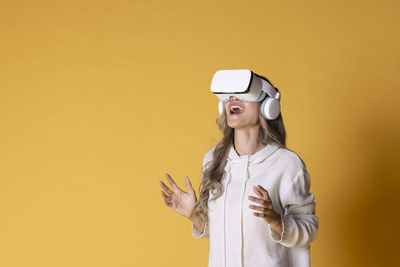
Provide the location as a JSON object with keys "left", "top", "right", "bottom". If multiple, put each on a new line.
{"left": 233, "top": 125, "right": 265, "bottom": 156}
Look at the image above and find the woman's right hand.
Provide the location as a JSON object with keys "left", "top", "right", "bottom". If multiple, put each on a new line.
{"left": 159, "top": 173, "right": 197, "bottom": 219}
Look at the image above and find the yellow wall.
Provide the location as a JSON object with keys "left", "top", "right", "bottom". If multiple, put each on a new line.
{"left": 0, "top": 0, "right": 399, "bottom": 266}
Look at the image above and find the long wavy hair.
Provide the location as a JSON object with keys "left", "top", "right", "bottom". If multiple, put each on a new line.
{"left": 192, "top": 75, "right": 291, "bottom": 229}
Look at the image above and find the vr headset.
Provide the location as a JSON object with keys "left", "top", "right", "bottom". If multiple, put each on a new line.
{"left": 210, "top": 69, "right": 281, "bottom": 120}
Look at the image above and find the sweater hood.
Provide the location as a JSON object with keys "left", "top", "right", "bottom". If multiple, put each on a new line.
{"left": 227, "top": 142, "right": 281, "bottom": 166}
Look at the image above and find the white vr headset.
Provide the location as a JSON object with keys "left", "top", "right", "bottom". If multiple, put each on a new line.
{"left": 210, "top": 69, "right": 281, "bottom": 120}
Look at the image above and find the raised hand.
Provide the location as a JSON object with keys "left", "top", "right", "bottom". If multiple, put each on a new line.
{"left": 159, "top": 173, "right": 197, "bottom": 219}
{"left": 248, "top": 185, "right": 283, "bottom": 235}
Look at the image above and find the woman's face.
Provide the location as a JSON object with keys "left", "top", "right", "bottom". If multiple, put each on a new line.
{"left": 224, "top": 96, "right": 261, "bottom": 129}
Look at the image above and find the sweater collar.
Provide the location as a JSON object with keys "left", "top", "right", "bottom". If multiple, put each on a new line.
{"left": 227, "top": 142, "right": 280, "bottom": 165}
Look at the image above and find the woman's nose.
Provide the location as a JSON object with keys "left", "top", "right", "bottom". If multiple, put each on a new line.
{"left": 230, "top": 96, "right": 240, "bottom": 101}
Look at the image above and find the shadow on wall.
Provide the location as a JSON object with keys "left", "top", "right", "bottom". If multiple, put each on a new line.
{"left": 336, "top": 114, "right": 400, "bottom": 266}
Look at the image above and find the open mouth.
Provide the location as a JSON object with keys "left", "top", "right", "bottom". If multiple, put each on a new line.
{"left": 230, "top": 105, "right": 243, "bottom": 115}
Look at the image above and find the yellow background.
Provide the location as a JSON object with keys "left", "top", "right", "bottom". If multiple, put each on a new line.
{"left": 0, "top": 0, "right": 399, "bottom": 266}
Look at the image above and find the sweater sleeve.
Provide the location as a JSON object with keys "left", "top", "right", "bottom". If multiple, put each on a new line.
{"left": 191, "top": 146, "right": 215, "bottom": 239}
{"left": 268, "top": 169, "right": 319, "bottom": 248}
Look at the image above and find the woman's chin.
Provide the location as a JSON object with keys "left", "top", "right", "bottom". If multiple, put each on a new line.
{"left": 227, "top": 120, "right": 242, "bottom": 129}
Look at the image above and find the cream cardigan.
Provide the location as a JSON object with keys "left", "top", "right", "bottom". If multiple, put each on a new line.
{"left": 192, "top": 143, "right": 319, "bottom": 267}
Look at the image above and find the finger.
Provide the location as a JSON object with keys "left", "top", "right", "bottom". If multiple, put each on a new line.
{"left": 249, "top": 204, "right": 273, "bottom": 213}
{"left": 160, "top": 190, "right": 171, "bottom": 200}
{"left": 162, "top": 197, "right": 172, "bottom": 207}
{"left": 160, "top": 191, "right": 172, "bottom": 207}
{"left": 159, "top": 180, "right": 174, "bottom": 196}
{"left": 257, "top": 185, "right": 271, "bottom": 201}
{"left": 253, "top": 186, "right": 263, "bottom": 198}
{"left": 165, "top": 173, "right": 179, "bottom": 191}
{"left": 248, "top": 195, "right": 272, "bottom": 207}
{"left": 185, "top": 176, "right": 194, "bottom": 194}
{"left": 248, "top": 195, "right": 264, "bottom": 205}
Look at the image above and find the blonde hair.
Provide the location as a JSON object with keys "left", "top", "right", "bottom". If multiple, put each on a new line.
{"left": 192, "top": 83, "right": 288, "bottom": 229}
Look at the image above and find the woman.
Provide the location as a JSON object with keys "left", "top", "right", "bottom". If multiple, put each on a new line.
{"left": 158, "top": 71, "right": 318, "bottom": 267}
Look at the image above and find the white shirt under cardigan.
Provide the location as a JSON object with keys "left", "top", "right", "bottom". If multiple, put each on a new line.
{"left": 192, "top": 143, "right": 319, "bottom": 267}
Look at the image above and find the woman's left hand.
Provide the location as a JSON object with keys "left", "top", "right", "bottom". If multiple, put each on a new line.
{"left": 248, "top": 185, "right": 283, "bottom": 235}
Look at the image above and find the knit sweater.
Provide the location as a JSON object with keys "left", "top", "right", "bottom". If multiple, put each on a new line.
{"left": 192, "top": 143, "right": 319, "bottom": 267}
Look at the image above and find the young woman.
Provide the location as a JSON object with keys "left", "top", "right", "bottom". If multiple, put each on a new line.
{"left": 158, "top": 72, "right": 318, "bottom": 267}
